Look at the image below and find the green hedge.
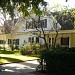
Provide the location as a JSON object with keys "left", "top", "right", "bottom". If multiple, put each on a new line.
{"left": 41, "top": 46, "right": 75, "bottom": 75}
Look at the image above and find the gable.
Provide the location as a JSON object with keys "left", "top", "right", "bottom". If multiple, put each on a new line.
{"left": 12, "top": 14, "right": 61, "bottom": 33}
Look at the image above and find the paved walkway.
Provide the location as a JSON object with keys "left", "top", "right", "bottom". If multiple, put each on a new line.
{"left": 0, "top": 60, "right": 46, "bottom": 75}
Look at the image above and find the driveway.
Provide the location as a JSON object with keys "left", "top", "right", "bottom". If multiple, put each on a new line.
{"left": 0, "top": 60, "right": 40, "bottom": 75}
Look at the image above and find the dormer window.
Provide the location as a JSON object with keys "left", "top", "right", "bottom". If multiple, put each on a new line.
{"left": 26, "top": 19, "right": 47, "bottom": 29}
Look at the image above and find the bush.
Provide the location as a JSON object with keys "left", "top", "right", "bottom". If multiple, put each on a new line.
{"left": 0, "top": 46, "right": 3, "bottom": 50}
{"left": 31, "top": 43, "right": 40, "bottom": 54}
{"left": 19, "top": 46, "right": 28, "bottom": 55}
{"left": 19, "top": 43, "right": 41, "bottom": 55}
{"left": 41, "top": 46, "right": 75, "bottom": 75}
{"left": 19, "top": 44, "right": 33, "bottom": 55}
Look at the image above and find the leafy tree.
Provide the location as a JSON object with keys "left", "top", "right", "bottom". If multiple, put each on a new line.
{"left": 0, "top": 0, "right": 47, "bottom": 51}
{"left": 0, "top": 0, "right": 47, "bottom": 19}
{"left": 52, "top": 8, "right": 75, "bottom": 30}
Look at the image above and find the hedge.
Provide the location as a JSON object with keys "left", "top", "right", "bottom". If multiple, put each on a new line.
{"left": 41, "top": 46, "right": 75, "bottom": 75}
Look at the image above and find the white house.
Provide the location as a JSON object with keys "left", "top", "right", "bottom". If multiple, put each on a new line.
{"left": 0, "top": 14, "right": 61, "bottom": 48}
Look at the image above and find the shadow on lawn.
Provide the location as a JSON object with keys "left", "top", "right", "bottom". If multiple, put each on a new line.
{"left": 0, "top": 50, "right": 20, "bottom": 54}
{"left": 0, "top": 57, "right": 24, "bottom": 65}
{"left": 0, "top": 50, "right": 14, "bottom": 54}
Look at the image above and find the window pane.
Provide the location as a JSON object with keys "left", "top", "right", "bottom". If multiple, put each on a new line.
{"left": 13, "top": 39, "right": 16, "bottom": 44}
{"left": 26, "top": 19, "right": 47, "bottom": 29}
{"left": 44, "top": 19, "right": 47, "bottom": 28}
{"left": 8, "top": 39, "right": 11, "bottom": 44}
{"left": 49, "top": 38, "right": 51, "bottom": 43}
{"left": 36, "top": 37, "right": 39, "bottom": 43}
{"left": 0, "top": 40, "right": 5, "bottom": 44}
{"left": 61, "top": 37, "right": 69, "bottom": 45}
{"left": 32, "top": 37, "right": 34, "bottom": 43}
{"left": 52, "top": 38, "right": 54, "bottom": 44}
{"left": 29, "top": 37, "right": 31, "bottom": 42}
{"left": 16, "top": 39, "right": 19, "bottom": 45}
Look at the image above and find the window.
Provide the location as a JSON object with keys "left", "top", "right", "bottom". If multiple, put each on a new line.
{"left": 61, "top": 37, "right": 69, "bottom": 45}
{"left": 48, "top": 38, "right": 54, "bottom": 45}
{"left": 8, "top": 39, "right": 19, "bottom": 45}
{"left": 49, "top": 38, "right": 51, "bottom": 43}
{"left": 16, "top": 39, "right": 19, "bottom": 45}
{"left": 0, "top": 40, "right": 6, "bottom": 44}
{"left": 52, "top": 38, "right": 54, "bottom": 44}
{"left": 36, "top": 37, "right": 39, "bottom": 43}
{"left": 26, "top": 22, "right": 29, "bottom": 29}
{"left": 28, "top": 37, "right": 34, "bottom": 43}
{"left": 43, "top": 19, "right": 47, "bottom": 28}
{"left": 29, "top": 37, "right": 31, "bottom": 42}
{"left": 8, "top": 39, "right": 11, "bottom": 44}
{"left": 26, "top": 19, "right": 47, "bottom": 29}
{"left": 32, "top": 37, "right": 34, "bottom": 43}
{"left": 13, "top": 39, "right": 16, "bottom": 44}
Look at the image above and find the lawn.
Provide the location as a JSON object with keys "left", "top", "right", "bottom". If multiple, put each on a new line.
{"left": 0, "top": 50, "right": 39, "bottom": 64}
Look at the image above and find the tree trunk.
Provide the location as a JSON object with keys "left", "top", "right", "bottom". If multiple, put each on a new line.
{"left": 53, "top": 30, "right": 58, "bottom": 47}
{"left": 43, "top": 34, "right": 49, "bottom": 50}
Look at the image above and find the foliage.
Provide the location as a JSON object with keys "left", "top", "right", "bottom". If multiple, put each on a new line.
{"left": 19, "top": 43, "right": 41, "bottom": 55}
{"left": 0, "top": 50, "right": 38, "bottom": 64}
{"left": 0, "top": 46, "right": 3, "bottom": 50}
{"left": 0, "top": 0, "right": 47, "bottom": 18}
{"left": 31, "top": 43, "right": 41, "bottom": 54}
{"left": 40, "top": 46, "right": 75, "bottom": 75}
{"left": 52, "top": 8, "right": 75, "bottom": 30}
{"left": 19, "top": 46, "right": 28, "bottom": 55}
{"left": 8, "top": 44, "right": 19, "bottom": 51}
{"left": 0, "top": 49, "right": 20, "bottom": 55}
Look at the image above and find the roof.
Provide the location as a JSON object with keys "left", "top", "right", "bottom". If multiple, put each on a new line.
{"left": 4, "top": 19, "right": 18, "bottom": 34}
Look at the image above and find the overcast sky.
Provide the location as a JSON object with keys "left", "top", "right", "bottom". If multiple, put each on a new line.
{"left": 44, "top": 0, "right": 75, "bottom": 11}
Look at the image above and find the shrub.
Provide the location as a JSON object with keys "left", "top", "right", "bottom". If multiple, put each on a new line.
{"left": 19, "top": 43, "right": 41, "bottom": 55}
{"left": 0, "top": 46, "right": 3, "bottom": 50}
{"left": 31, "top": 43, "right": 40, "bottom": 54}
{"left": 41, "top": 46, "right": 75, "bottom": 75}
{"left": 19, "top": 46, "right": 28, "bottom": 55}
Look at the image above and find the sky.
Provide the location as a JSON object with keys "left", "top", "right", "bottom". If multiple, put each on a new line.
{"left": 44, "top": 0, "right": 75, "bottom": 11}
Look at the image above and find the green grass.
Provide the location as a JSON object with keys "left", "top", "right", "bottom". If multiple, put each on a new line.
{"left": 0, "top": 50, "right": 39, "bottom": 64}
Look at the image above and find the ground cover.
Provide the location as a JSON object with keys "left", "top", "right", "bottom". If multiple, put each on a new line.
{"left": 0, "top": 50, "right": 39, "bottom": 64}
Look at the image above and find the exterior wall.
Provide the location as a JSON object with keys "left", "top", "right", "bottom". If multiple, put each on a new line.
{"left": 70, "top": 33, "right": 75, "bottom": 47}
{"left": 47, "top": 30, "right": 75, "bottom": 48}
{"left": 4, "top": 14, "right": 60, "bottom": 47}
{"left": 0, "top": 30, "right": 75, "bottom": 48}
{"left": 1, "top": 15, "right": 75, "bottom": 48}
{"left": 0, "top": 34, "right": 6, "bottom": 48}
{"left": 6, "top": 33, "right": 28, "bottom": 47}
{"left": 14, "top": 14, "right": 59, "bottom": 33}
{"left": 5, "top": 32, "right": 45, "bottom": 47}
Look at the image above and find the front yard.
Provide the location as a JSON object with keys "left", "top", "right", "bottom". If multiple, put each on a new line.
{"left": 0, "top": 50, "right": 39, "bottom": 64}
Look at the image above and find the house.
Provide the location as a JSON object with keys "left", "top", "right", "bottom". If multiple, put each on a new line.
{"left": 47, "top": 30, "right": 75, "bottom": 48}
{"left": 0, "top": 13, "right": 75, "bottom": 49}
{"left": 0, "top": 14, "right": 59, "bottom": 48}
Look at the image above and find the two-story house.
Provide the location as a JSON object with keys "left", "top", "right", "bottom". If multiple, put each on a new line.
{"left": 0, "top": 14, "right": 61, "bottom": 48}
{"left": 0, "top": 13, "right": 75, "bottom": 49}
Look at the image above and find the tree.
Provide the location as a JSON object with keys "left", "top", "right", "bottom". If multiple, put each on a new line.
{"left": 26, "top": 12, "right": 61, "bottom": 50}
{"left": 0, "top": 10, "right": 7, "bottom": 50}
{"left": 52, "top": 8, "right": 75, "bottom": 30}
{"left": 66, "top": 0, "right": 68, "bottom": 2}
{"left": 0, "top": 0, "right": 47, "bottom": 51}
{"left": 0, "top": 0, "right": 47, "bottom": 19}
